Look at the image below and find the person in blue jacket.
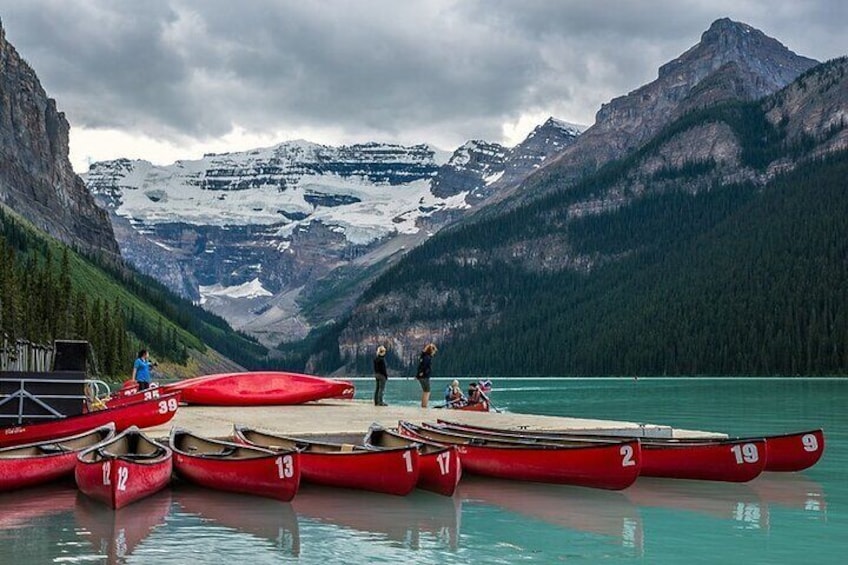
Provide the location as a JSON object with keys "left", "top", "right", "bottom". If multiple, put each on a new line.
{"left": 132, "top": 349, "right": 157, "bottom": 391}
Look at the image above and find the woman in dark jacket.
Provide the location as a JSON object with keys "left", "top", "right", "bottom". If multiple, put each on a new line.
{"left": 416, "top": 343, "right": 437, "bottom": 408}
{"left": 373, "top": 345, "right": 388, "bottom": 406}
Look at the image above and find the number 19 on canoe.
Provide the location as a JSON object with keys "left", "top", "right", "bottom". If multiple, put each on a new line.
{"left": 730, "top": 443, "right": 759, "bottom": 464}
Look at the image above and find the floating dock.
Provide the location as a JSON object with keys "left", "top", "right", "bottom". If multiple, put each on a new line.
{"left": 146, "top": 399, "right": 724, "bottom": 439}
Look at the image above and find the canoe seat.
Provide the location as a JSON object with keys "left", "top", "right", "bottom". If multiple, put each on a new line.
{"left": 201, "top": 446, "right": 237, "bottom": 458}
{"left": 37, "top": 444, "right": 69, "bottom": 454}
{"left": 339, "top": 443, "right": 356, "bottom": 452}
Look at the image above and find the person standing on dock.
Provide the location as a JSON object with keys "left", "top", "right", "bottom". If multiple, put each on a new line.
{"left": 416, "top": 343, "right": 437, "bottom": 408}
{"left": 132, "top": 349, "right": 156, "bottom": 391}
{"left": 373, "top": 345, "right": 389, "bottom": 406}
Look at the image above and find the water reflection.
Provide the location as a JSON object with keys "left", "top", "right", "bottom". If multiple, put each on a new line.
{"left": 625, "top": 473, "right": 826, "bottom": 530}
{"left": 0, "top": 482, "right": 77, "bottom": 530}
{"left": 75, "top": 488, "right": 172, "bottom": 564}
{"left": 292, "top": 484, "right": 461, "bottom": 550}
{"left": 457, "top": 476, "right": 644, "bottom": 553}
{"left": 172, "top": 484, "right": 301, "bottom": 557}
{"left": 626, "top": 478, "right": 767, "bottom": 529}
{"left": 749, "top": 473, "right": 827, "bottom": 517}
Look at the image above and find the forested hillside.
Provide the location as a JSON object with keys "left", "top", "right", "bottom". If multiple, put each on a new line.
{"left": 0, "top": 205, "right": 268, "bottom": 376}
{"left": 308, "top": 70, "right": 848, "bottom": 376}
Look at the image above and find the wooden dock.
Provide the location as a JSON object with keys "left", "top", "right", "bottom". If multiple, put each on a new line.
{"left": 145, "top": 399, "right": 724, "bottom": 439}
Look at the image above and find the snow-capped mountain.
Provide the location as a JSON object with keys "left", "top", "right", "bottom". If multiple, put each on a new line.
{"left": 84, "top": 123, "right": 582, "bottom": 345}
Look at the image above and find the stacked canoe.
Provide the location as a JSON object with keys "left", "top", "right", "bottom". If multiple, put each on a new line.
{"left": 111, "top": 371, "right": 356, "bottom": 407}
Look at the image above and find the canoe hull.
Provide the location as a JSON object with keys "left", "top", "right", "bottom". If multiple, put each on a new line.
{"left": 170, "top": 431, "right": 300, "bottom": 501}
{"left": 365, "top": 426, "right": 462, "bottom": 496}
{"left": 641, "top": 440, "right": 766, "bottom": 482}
{"left": 400, "top": 422, "right": 641, "bottom": 490}
{"left": 235, "top": 427, "right": 419, "bottom": 495}
{"left": 299, "top": 449, "right": 420, "bottom": 495}
{"left": 0, "top": 425, "right": 115, "bottom": 490}
{"left": 162, "top": 371, "right": 355, "bottom": 406}
{"left": 435, "top": 420, "right": 767, "bottom": 482}
{"left": 75, "top": 429, "right": 173, "bottom": 509}
{"left": 418, "top": 447, "right": 462, "bottom": 496}
{"left": 764, "top": 429, "right": 825, "bottom": 472}
{"left": 0, "top": 393, "right": 180, "bottom": 448}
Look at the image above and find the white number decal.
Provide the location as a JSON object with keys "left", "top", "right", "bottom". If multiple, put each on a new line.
{"left": 275, "top": 455, "right": 294, "bottom": 479}
{"left": 116, "top": 466, "right": 129, "bottom": 491}
{"left": 731, "top": 443, "right": 760, "bottom": 464}
{"left": 157, "top": 398, "right": 178, "bottom": 414}
{"left": 143, "top": 389, "right": 161, "bottom": 401}
{"left": 402, "top": 450, "right": 414, "bottom": 473}
{"left": 102, "top": 461, "right": 111, "bottom": 485}
{"left": 620, "top": 445, "right": 636, "bottom": 467}
{"left": 801, "top": 434, "right": 819, "bottom": 452}
{"left": 436, "top": 451, "right": 451, "bottom": 475}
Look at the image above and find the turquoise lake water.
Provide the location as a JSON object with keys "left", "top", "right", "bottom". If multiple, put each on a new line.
{"left": 0, "top": 377, "right": 844, "bottom": 564}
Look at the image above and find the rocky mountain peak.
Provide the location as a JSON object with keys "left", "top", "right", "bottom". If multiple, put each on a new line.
{"left": 0, "top": 20, "right": 118, "bottom": 255}
{"left": 529, "top": 18, "right": 819, "bottom": 195}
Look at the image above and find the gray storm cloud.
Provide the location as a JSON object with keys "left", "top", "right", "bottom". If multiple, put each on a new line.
{"left": 0, "top": 0, "right": 844, "bottom": 150}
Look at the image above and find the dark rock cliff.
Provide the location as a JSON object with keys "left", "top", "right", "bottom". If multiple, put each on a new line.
{"left": 0, "top": 21, "right": 118, "bottom": 255}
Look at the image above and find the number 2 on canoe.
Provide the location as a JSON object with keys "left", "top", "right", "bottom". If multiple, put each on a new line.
{"left": 730, "top": 443, "right": 759, "bottom": 464}
{"left": 620, "top": 445, "right": 636, "bottom": 467}
{"left": 275, "top": 455, "right": 294, "bottom": 479}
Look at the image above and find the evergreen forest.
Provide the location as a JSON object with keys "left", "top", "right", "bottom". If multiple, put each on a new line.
{"left": 0, "top": 206, "right": 268, "bottom": 377}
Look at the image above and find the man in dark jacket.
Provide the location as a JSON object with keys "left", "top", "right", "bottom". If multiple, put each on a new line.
{"left": 373, "top": 345, "right": 388, "bottom": 406}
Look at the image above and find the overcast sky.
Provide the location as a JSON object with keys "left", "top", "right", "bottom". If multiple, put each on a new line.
{"left": 1, "top": 0, "right": 845, "bottom": 172}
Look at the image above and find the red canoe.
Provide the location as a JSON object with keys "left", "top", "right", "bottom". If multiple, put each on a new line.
{"left": 399, "top": 421, "right": 641, "bottom": 490}
{"left": 234, "top": 425, "right": 420, "bottom": 496}
{"left": 364, "top": 424, "right": 462, "bottom": 497}
{"left": 169, "top": 429, "right": 300, "bottom": 501}
{"left": 446, "top": 400, "right": 489, "bottom": 412}
{"left": 434, "top": 420, "right": 766, "bottom": 482}
{"left": 0, "top": 424, "right": 115, "bottom": 490}
{"left": 762, "top": 429, "right": 825, "bottom": 472}
{"left": 0, "top": 392, "right": 181, "bottom": 448}
{"left": 101, "top": 386, "right": 165, "bottom": 410}
{"left": 158, "top": 371, "right": 355, "bottom": 406}
{"left": 75, "top": 426, "right": 173, "bottom": 509}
